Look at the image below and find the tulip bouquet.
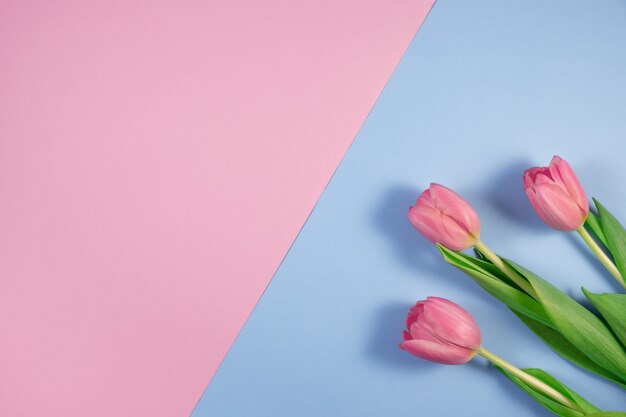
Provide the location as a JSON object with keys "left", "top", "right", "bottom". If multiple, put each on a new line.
{"left": 400, "top": 156, "right": 626, "bottom": 416}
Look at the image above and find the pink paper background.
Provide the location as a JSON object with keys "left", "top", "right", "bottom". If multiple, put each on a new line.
{"left": 0, "top": 1, "right": 434, "bottom": 416}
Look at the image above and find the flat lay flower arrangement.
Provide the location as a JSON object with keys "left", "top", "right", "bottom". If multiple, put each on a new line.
{"left": 401, "top": 156, "right": 626, "bottom": 417}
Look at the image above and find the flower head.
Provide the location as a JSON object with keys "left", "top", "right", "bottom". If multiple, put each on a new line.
{"left": 399, "top": 297, "right": 481, "bottom": 365}
{"left": 408, "top": 184, "right": 480, "bottom": 251}
{"left": 523, "top": 156, "right": 589, "bottom": 231}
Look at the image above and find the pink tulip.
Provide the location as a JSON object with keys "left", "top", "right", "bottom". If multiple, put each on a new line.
{"left": 399, "top": 297, "right": 481, "bottom": 365}
{"left": 523, "top": 156, "right": 589, "bottom": 231}
{"left": 408, "top": 183, "right": 480, "bottom": 251}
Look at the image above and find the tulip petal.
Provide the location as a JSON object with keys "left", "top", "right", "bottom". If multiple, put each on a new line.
{"left": 525, "top": 187, "right": 544, "bottom": 218}
{"left": 439, "top": 213, "right": 477, "bottom": 251}
{"left": 529, "top": 183, "right": 585, "bottom": 230}
{"left": 399, "top": 339, "right": 474, "bottom": 365}
{"left": 418, "top": 298, "right": 481, "bottom": 349}
{"left": 415, "top": 188, "right": 436, "bottom": 209}
{"left": 428, "top": 183, "right": 480, "bottom": 236}
{"left": 408, "top": 184, "right": 480, "bottom": 251}
{"left": 534, "top": 172, "right": 559, "bottom": 187}
{"left": 548, "top": 156, "right": 565, "bottom": 184}
{"left": 409, "top": 205, "right": 473, "bottom": 251}
{"left": 408, "top": 205, "right": 445, "bottom": 244}
{"left": 405, "top": 301, "right": 425, "bottom": 329}
{"left": 550, "top": 156, "right": 589, "bottom": 214}
{"left": 408, "top": 324, "right": 441, "bottom": 343}
{"left": 523, "top": 167, "right": 544, "bottom": 188}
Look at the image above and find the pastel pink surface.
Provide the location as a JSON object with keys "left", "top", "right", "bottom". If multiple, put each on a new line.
{"left": 0, "top": 1, "right": 434, "bottom": 416}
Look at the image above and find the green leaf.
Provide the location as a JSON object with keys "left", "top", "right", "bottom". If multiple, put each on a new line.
{"left": 595, "top": 199, "right": 626, "bottom": 281}
{"left": 439, "top": 245, "right": 626, "bottom": 387}
{"left": 507, "top": 261, "right": 626, "bottom": 383}
{"left": 495, "top": 367, "right": 598, "bottom": 417}
{"left": 438, "top": 245, "right": 551, "bottom": 327}
{"left": 513, "top": 312, "right": 626, "bottom": 389}
{"left": 584, "top": 290, "right": 626, "bottom": 348}
{"left": 585, "top": 210, "right": 609, "bottom": 249}
{"left": 586, "top": 413, "right": 626, "bottom": 417}
{"left": 523, "top": 369, "right": 600, "bottom": 414}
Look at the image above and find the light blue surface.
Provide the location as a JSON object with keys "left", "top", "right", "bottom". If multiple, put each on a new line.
{"left": 193, "top": 0, "right": 626, "bottom": 415}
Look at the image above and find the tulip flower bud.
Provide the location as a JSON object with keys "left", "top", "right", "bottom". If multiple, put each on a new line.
{"left": 523, "top": 156, "right": 589, "bottom": 231}
{"left": 399, "top": 298, "right": 588, "bottom": 413}
{"left": 399, "top": 297, "right": 481, "bottom": 365}
{"left": 408, "top": 183, "right": 480, "bottom": 251}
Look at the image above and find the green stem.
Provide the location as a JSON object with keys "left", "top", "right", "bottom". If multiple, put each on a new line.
{"left": 478, "top": 347, "right": 583, "bottom": 413}
{"left": 576, "top": 226, "right": 626, "bottom": 289}
{"left": 474, "top": 240, "right": 537, "bottom": 298}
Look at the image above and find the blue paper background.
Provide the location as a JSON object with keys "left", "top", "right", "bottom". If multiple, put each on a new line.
{"left": 193, "top": 0, "right": 626, "bottom": 415}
